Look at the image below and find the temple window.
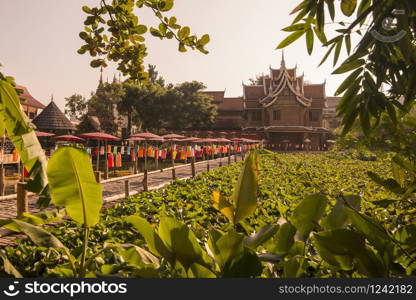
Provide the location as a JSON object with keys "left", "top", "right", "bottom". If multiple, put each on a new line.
{"left": 273, "top": 110, "right": 281, "bottom": 121}
{"left": 252, "top": 111, "right": 262, "bottom": 121}
{"left": 309, "top": 110, "right": 320, "bottom": 121}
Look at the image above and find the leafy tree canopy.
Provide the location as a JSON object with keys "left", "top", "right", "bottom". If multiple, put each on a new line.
{"left": 277, "top": 0, "right": 416, "bottom": 137}
{"left": 64, "top": 94, "right": 87, "bottom": 121}
{"left": 78, "top": 0, "right": 210, "bottom": 82}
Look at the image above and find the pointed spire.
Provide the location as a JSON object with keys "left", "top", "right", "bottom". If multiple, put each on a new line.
{"left": 99, "top": 67, "right": 103, "bottom": 85}
{"left": 97, "top": 67, "right": 105, "bottom": 93}
{"left": 51, "top": 94, "right": 54, "bottom": 102}
{"left": 281, "top": 50, "right": 286, "bottom": 68}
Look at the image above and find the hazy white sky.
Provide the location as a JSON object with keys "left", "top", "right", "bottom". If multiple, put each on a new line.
{"left": 0, "top": 0, "right": 349, "bottom": 110}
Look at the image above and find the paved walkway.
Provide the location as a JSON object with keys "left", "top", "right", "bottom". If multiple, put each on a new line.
{"left": 0, "top": 155, "right": 241, "bottom": 246}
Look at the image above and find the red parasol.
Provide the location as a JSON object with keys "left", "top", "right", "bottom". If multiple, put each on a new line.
{"left": 215, "top": 138, "right": 231, "bottom": 143}
{"left": 35, "top": 131, "right": 55, "bottom": 137}
{"left": 230, "top": 138, "right": 243, "bottom": 142}
{"left": 79, "top": 132, "right": 121, "bottom": 141}
{"left": 132, "top": 132, "right": 162, "bottom": 140}
{"left": 79, "top": 132, "right": 120, "bottom": 174}
{"left": 125, "top": 136, "right": 145, "bottom": 142}
{"left": 199, "top": 138, "right": 217, "bottom": 143}
{"left": 162, "top": 134, "right": 185, "bottom": 139}
{"left": 54, "top": 135, "right": 85, "bottom": 142}
{"left": 181, "top": 137, "right": 200, "bottom": 142}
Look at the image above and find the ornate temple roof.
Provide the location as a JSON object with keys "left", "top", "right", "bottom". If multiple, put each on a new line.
{"left": 16, "top": 85, "right": 45, "bottom": 109}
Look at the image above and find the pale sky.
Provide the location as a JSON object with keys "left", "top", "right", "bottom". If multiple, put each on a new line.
{"left": 0, "top": 0, "right": 349, "bottom": 110}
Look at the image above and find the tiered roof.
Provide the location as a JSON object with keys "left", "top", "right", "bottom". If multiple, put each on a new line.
{"left": 243, "top": 53, "right": 326, "bottom": 107}
{"left": 33, "top": 100, "right": 75, "bottom": 131}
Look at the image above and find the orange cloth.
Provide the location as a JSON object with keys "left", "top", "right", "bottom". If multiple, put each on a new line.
{"left": 138, "top": 147, "right": 144, "bottom": 158}
{"left": 115, "top": 153, "right": 122, "bottom": 168}
{"left": 12, "top": 149, "right": 19, "bottom": 161}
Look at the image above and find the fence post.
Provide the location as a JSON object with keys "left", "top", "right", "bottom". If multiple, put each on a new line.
{"left": 0, "top": 168, "right": 5, "bottom": 196}
{"left": 16, "top": 182, "right": 28, "bottom": 217}
{"left": 124, "top": 180, "right": 129, "bottom": 198}
{"left": 191, "top": 156, "right": 196, "bottom": 178}
{"left": 143, "top": 170, "right": 148, "bottom": 192}
{"left": 227, "top": 153, "right": 231, "bottom": 165}
{"left": 104, "top": 163, "right": 109, "bottom": 180}
{"left": 172, "top": 167, "right": 176, "bottom": 181}
{"left": 207, "top": 160, "right": 210, "bottom": 171}
{"left": 94, "top": 171, "right": 101, "bottom": 183}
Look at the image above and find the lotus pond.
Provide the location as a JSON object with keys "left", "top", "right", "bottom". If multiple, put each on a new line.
{"left": 2, "top": 150, "right": 415, "bottom": 278}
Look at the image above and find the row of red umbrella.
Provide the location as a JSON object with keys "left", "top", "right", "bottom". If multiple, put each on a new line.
{"left": 35, "top": 131, "right": 262, "bottom": 144}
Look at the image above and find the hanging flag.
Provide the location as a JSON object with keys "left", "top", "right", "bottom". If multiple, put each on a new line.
{"left": 115, "top": 153, "right": 122, "bottom": 168}
{"left": 108, "top": 153, "right": 114, "bottom": 168}
{"left": 120, "top": 146, "right": 125, "bottom": 154}
{"left": 113, "top": 146, "right": 118, "bottom": 154}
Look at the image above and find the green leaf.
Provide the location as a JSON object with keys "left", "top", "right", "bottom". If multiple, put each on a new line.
{"left": 0, "top": 251, "right": 22, "bottom": 278}
{"left": 208, "top": 229, "right": 244, "bottom": 269}
{"left": 158, "top": 217, "right": 210, "bottom": 269}
{"left": 345, "top": 34, "right": 352, "bottom": 54}
{"left": 47, "top": 147, "right": 102, "bottom": 226}
{"left": 125, "top": 216, "right": 173, "bottom": 263}
{"left": 118, "top": 244, "right": 160, "bottom": 268}
{"left": 392, "top": 158, "right": 405, "bottom": 187}
{"left": 243, "top": 224, "right": 279, "bottom": 250}
{"left": 0, "top": 80, "right": 48, "bottom": 194}
{"left": 232, "top": 151, "right": 259, "bottom": 223}
{"left": 341, "top": 0, "right": 357, "bottom": 17}
{"left": 326, "top": 0, "right": 335, "bottom": 20}
{"left": 322, "top": 195, "right": 361, "bottom": 230}
{"left": 291, "top": 194, "right": 328, "bottom": 239}
{"left": 306, "top": 28, "right": 314, "bottom": 55}
{"left": 282, "top": 256, "right": 307, "bottom": 278}
{"left": 313, "top": 229, "right": 365, "bottom": 270}
{"left": 367, "top": 172, "right": 405, "bottom": 194}
{"left": 344, "top": 207, "right": 392, "bottom": 253}
{"left": 13, "top": 219, "right": 67, "bottom": 249}
{"left": 188, "top": 263, "right": 216, "bottom": 278}
{"left": 178, "top": 26, "right": 190, "bottom": 40}
{"left": 392, "top": 155, "right": 415, "bottom": 174}
{"left": 267, "top": 222, "right": 297, "bottom": 255}
{"left": 282, "top": 24, "right": 306, "bottom": 32}
{"left": 199, "top": 34, "right": 210, "bottom": 46}
{"left": 222, "top": 248, "right": 263, "bottom": 278}
{"left": 335, "top": 68, "right": 363, "bottom": 95}
{"left": 135, "top": 25, "right": 147, "bottom": 35}
{"left": 318, "top": 43, "right": 336, "bottom": 66}
{"left": 276, "top": 30, "right": 305, "bottom": 49}
{"left": 212, "top": 191, "right": 234, "bottom": 222}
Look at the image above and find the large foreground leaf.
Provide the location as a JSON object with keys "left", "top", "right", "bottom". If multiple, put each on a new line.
{"left": 232, "top": 151, "right": 259, "bottom": 223}
{"left": 47, "top": 147, "right": 102, "bottom": 226}
{"left": 291, "top": 194, "right": 328, "bottom": 239}
{"left": 0, "top": 80, "right": 48, "bottom": 195}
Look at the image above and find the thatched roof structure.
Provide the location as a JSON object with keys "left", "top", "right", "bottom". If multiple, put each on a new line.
{"left": 33, "top": 101, "right": 75, "bottom": 132}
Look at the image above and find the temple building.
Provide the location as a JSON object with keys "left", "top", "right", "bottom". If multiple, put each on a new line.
{"left": 33, "top": 98, "right": 76, "bottom": 134}
{"left": 16, "top": 85, "right": 45, "bottom": 119}
{"left": 203, "top": 54, "right": 340, "bottom": 149}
